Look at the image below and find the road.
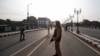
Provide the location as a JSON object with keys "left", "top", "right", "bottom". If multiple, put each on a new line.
{"left": 0, "top": 28, "right": 100, "bottom": 56}
{"left": 30, "top": 29, "right": 100, "bottom": 56}
{"left": 0, "top": 29, "right": 52, "bottom": 56}
{"left": 73, "top": 27, "right": 100, "bottom": 40}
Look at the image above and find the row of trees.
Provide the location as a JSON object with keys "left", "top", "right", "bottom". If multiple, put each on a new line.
{"left": 0, "top": 16, "right": 38, "bottom": 33}
{"left": 0, "top": 19, "right": 13, "bottom": 25}
{"left": 65, "top": 19, "right": 100, "bottom": 29}
{"left": 0, "top": 16, "right": 38, "bottom": 26}
{"left": 80, "top": 19, "right": 100, "bottom": 29}
{"left": 22, "top": 16, "right": 38, "bottom": 29}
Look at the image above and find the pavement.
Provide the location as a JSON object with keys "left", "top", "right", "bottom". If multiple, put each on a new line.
{"left": 73, "top": 27, "right": 100, "bottom": 40}
{"left": 0, "top": 28, "right": 44, "bottom": 38}
{"left": 0, "top": 28, "right": 100, "bottom": 56}
{"left": 17, "top": 28, "right": 100, "bottom": 56}
{"left": 0, "top": 29, "right": 49, "bottom": 56}
{"left": 72, "top": 27, "right": 100, "bottom": 49}
{"left": 26, "top": 29, "right": 100, "bottom": 56}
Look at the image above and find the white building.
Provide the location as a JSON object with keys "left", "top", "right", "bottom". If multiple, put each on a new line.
{"left": 38, "top": 17, "right": 50, "bottom": 28}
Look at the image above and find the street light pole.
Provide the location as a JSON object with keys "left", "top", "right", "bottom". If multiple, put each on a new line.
{"left": 69, "top": 15, "right": 74, "bottom": 31}
{"left": 74, "top": 8, "right": 82, "bottom": 34}
{"left": 27, "top": 3, "right": 32, "bottom": 29}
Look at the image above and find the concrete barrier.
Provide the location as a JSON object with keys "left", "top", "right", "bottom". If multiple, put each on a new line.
{"left": 69, "top": 31, "right": 100, "bottom": 49}
{"left": 0, "top": 28, "right": 44, "bottom": 38}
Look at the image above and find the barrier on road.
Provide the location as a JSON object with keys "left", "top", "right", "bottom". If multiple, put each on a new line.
{"left": 68, "top": 30, "right": 100, "bottom": 50}
{"left": 0, "top": 28, "right": 44, "bottom": 38}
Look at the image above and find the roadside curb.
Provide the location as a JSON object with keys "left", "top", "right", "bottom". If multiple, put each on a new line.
{"left": 69, "top": 31, "right": 100, "bottom": 50}
{"left": 0, "top": 28, "right": 44, "bottom": 38}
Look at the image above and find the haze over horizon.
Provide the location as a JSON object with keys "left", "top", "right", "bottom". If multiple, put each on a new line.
{"left": 0, "top": 0, "right": 100, "bottom": 23}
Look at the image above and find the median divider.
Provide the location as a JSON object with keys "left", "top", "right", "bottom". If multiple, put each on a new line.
{"left": 68, "top": 30, "right": 100, "bottom": 50}
{"left": 0, "top": 28, "right": 44, "bottom": 38}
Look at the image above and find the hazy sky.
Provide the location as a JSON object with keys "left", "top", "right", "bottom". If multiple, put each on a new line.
{"left": 0, "top": 0, "right": 100, "bottom": 23}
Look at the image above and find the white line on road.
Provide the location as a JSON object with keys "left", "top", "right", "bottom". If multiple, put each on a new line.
{"left": 10, "top": 36, "right": 46, "bottom": 56}
{"left": 27, "top": 39, "right": 46, "bottom": 56}
{"left": 72, "top": 34, "right": 100, "bottom": 55}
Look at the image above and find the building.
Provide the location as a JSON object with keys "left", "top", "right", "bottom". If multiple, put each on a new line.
{"left": 22, "top": 16, "right": 38, "bottom": 29}
{"left": 38, "top": 17, "right": 50, "bottom": 28}
{"left": 0, "top": 19, "right": 21, "bottom": 33}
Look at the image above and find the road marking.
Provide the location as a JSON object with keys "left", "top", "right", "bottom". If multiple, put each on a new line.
{"left": 71, "top": 34, "right": 100, "bottom": 55}
{"left": 27, "top": 39, "right": 46, "bottom": 56}
{"left": 10, "top": 36, "right": 47, "bottom": 56}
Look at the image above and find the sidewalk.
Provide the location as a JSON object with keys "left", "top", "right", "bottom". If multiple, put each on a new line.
{"left": 0, "top": 28, "right": 44, "bottom": 38}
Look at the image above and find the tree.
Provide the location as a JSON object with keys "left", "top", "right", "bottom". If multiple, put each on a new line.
{"left": 5, "top": 19, "right": 11, "bottom": 25}
{"left": 91, "top": 21, "right": 99, "bottom": 29}
{"left": 28, "top": 16, "right": 38, "bottom": 28}
{"left": 28, "top": 16, "right": 37, "bottom": 26}
{"left": 0, "top": 19, "right": 5, "bottom": 24}
{"left": 81, "top": 19, "right": 91, "bottom": 28}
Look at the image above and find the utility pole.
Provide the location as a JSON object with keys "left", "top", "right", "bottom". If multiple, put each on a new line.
{"left": 74, "top": 8, "right": 82, "bottom": 34}
{"left": 69, "top": 15, "right": 74, "bottom": 31}
{"left": 27, "top": 3, "right": 32, "bottom": 29}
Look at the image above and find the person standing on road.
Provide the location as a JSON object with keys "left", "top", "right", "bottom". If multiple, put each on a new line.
{"left": 64, "top": 25, "right": 68, "bottom": 31}
{"left": 50, "top": 21, "right": 62, "bottom": 56}
{"left": 20, "top": 28, "right": 25, "bottom": 41}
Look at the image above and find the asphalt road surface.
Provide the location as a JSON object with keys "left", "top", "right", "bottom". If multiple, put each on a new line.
{"left": 73, "top": 27, "right": 100, "bottom": 40}
{"left": 0, "top": 29, "right": 52, "bottom": 56}
{"left": 0, "top": 28, "right": 100, "bottom": 56}
{"left": 32, "top": 29, "right": 100, "bottom": 56}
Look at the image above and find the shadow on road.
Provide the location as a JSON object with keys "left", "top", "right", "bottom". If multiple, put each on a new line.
{"left": 0, "top": 41, "right": 22, "bottom": 51}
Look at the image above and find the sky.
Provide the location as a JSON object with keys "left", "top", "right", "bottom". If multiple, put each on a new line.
{"left": 0, "top": 0, "right": 100, "bottom": 23}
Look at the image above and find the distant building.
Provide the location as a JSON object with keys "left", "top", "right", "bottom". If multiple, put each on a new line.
{"left": 0, "top": 19, "right": 22, "bottom": 33}
{"left": 10, "top": 21, "right": 21, "bottom": 31}
{"left": 38, "top": 17, "right": 50, "bottom": 28}
{"left": 22, "top": 16, "right": 38, "bottom": 29}
{"left": 0, "top": 16, "right": 38, "bottom": 33}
